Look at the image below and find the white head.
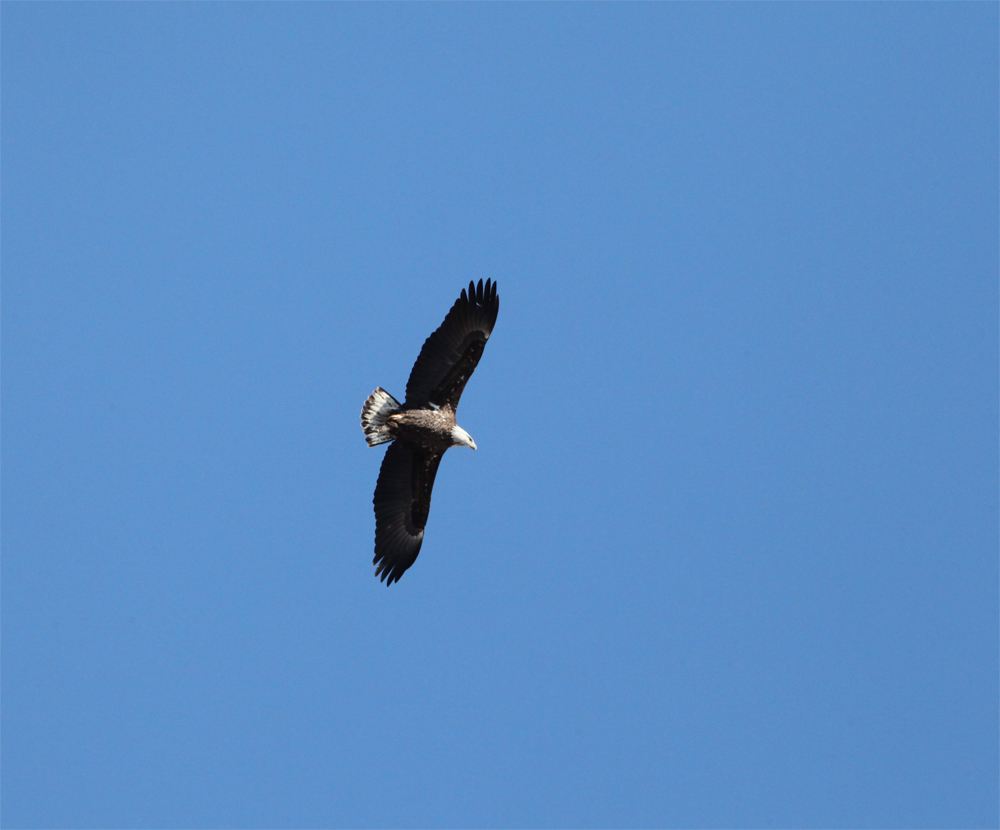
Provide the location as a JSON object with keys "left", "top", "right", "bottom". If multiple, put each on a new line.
{"left": 450, "top": 425, "right": 477, "bottom": 450}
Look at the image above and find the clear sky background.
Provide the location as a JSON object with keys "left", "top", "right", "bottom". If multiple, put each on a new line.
{"left": 3, "top": 4, "right": 997, "bottom": 829}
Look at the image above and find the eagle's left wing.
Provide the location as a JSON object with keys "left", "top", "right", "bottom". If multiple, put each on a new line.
{"left": 372, "top": 441, "right": 443, "bottom": 584}
{"left": 404, "top": 279, "right": 499, "bottom": 410}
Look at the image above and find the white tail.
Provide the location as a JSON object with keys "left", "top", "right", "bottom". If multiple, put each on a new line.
{"left": 361, "top": 387, "right": 400, "bottom": 446}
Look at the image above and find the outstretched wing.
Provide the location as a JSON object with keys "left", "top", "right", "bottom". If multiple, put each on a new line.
{"left": 372, "top": 441, "right": 443, "bottom": 584}
{"left": 404, "top": 279, "right": 499, "bottom": 410}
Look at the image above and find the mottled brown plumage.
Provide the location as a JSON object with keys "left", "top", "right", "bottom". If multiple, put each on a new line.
{"left": 360, "top": 279, "right": 499, "bottom": 584}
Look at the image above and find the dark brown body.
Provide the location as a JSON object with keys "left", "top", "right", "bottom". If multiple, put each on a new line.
{"left": 387, "top": 407, "right": 459, "bottom": 454}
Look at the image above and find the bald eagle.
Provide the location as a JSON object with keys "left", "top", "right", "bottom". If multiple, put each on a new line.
{"left": 361, "top": 279, "right": 499, "bottom": 584}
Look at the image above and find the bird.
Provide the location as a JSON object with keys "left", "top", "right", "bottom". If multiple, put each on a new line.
{"left": 361, "top": 279, "right": 499, "bottom": 584}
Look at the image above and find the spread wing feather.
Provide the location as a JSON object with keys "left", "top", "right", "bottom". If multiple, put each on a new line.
{"left": 404, "top": 279, "right": 499, "bottom": 409}
{"left": 373, "top": 441, "right": 443, "bottom": 584}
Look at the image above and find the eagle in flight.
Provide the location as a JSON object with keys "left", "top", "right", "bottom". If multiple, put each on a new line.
{"left": 360, "top": 279, "right": 499, "bottom": 584}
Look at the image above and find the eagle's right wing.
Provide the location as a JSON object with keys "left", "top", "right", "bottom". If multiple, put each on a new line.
{"left": 372, "top": 441, "right": 443, "bottom": 584}
{"left": 404, "top": 279, "right": 499, "bottom": 410}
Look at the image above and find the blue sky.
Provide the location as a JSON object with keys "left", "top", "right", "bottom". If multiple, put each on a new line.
{"left": 3, "top": 4, "right": 997, "bottom": 828}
